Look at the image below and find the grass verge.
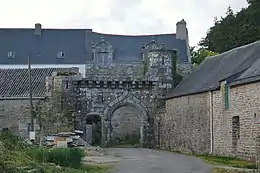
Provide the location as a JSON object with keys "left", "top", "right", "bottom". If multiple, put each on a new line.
{"left": 212, "top": 168, "right": 250, "bottom": 173}
{"left": 167, "top": 149, "right": 256, "bottom": 169}
{"left": 197, "top": 155, "right": 256, "bottom": 169}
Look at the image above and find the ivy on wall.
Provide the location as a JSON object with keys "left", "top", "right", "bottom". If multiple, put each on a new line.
{"left": 171, "top": 50, "right": 183, "bottom": 87}
{"left": 142, "top": 49, "right": 183, "bottom": 86}
{"left": 34, "top": 79, "right": 75, "bottom": 136}
{"left": 143, "top": 52, "right": 149, "bottom": 76}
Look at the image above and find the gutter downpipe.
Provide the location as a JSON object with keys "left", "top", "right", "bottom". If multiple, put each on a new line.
{"left": 209, "top": 90, "right": 214, "bottom": 154}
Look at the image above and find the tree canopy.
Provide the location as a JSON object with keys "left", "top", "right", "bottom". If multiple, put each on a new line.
{"left": 190, "top": 47, "right": 218, "bottom": 68}
{"left": 199, "top": 1, "right": 260, "bottom": 53}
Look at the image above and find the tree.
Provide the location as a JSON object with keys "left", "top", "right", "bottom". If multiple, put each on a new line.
{"left": 199, "top": 3, "right": 260, "bottom": 53}
{"left": 190, "top": 47, "right": 218, "bottom": 68}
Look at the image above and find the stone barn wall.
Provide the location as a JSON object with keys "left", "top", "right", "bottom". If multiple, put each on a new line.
{"left": 213, "top": 82, "right": 260, "bottom": 160}
{"left": 163, "top": 92, "right": 211, "bottom": 154}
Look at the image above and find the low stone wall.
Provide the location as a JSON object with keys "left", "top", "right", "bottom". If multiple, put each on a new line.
{"left": 0, "top": 99, "right": 42, "bottom": 139}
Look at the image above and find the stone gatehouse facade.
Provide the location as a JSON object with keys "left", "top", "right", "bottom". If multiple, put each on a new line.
{"left": 52, "top": 37, "right": 192, "bottom": 147}
{"left": 0, "top": 19, "right": 192, "bottom": 147}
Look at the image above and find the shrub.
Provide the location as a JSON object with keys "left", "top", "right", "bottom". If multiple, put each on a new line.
{"left": 0, "top": 131, "right": 28, "bottom": 151}
{"left": 26, "top": 147, "right": 85, "bottom": 168}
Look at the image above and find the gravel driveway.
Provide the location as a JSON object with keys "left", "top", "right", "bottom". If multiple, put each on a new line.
{"left": 106, "top": 148, "right": 211, "bottom": 173}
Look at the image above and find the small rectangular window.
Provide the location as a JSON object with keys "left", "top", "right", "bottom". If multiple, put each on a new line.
{"left": 8, "top": 52, "right": 15, "bottom": 59}
{"left": 224, "top": 84, "right": 230, "bottom": 109}
{"left": 65, "top": 81, "right": 69, "bottom": 89}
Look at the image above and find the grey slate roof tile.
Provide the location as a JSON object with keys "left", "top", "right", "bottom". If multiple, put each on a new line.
{"left": 89, "top": 32, "right": 188, "bottom": 63}
{"left": 0, "top": 67, "right": 78, "bottom": 98}
{"left": 165, "top": 41, "right": 260, "bottom": 99}
{"left": 0, "top": 28, "right": 188, "bottom": 64}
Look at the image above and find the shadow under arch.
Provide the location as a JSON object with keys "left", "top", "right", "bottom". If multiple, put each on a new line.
{"left": 85, "top": 112, "right": 104, "bottom": 146}
{"left": 103, "top": 97, "right": 148, "bottom": 147}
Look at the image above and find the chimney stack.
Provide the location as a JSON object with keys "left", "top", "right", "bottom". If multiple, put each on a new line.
{"left": 34, "top": 23, "right": 42, "bottom": 36}
{"left": 176, "top": 19, "right": 191, "bottom": 63}
{"left": 176, "top": 19, "right": 188, "bottom": 40}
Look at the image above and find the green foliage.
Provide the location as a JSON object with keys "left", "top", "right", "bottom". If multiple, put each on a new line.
{"left": 143, "top": 55, "right": 149, "bottom": 76}
{"left": 171, "top": 51, "right": 183, "bottom": 86}
{"left": 197, "top": 154, "right": 256, "bottom": 169}
{"left": 0, "top": 131, "right": 28, "bottom": 151}
{"left": 26, "top": 147, "right": 85, "bottom": 168}
{"left": 190, "top": 47, "right": 218, "bottom": 67}
{"left": 0, "top": 149, "right": 39, "bottom": 173}
{"left": 0, "top": 131, "right": 107, "bottom": 173}
{"left": 199, "top": 2, "right": 260, "bottom": 53}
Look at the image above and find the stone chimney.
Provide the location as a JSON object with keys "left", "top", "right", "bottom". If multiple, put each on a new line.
{"left": 176, "top": 19, "right": 191, "bottom": 63}
{"left": 34, "top": 23, "right": 42, "bottom": 36}
{"left": 176, "top": 19, "right": 188, "bottom": 40}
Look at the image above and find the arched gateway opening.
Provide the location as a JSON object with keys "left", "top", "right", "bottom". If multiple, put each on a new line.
{"left": 85, "top": 113, "right": 102, "bottom": 146}
{"left": 111, "top": 105, "right": 142, "bottom": 146}
{"left": 104, "top": 98, "right": 148, "bottom": 147}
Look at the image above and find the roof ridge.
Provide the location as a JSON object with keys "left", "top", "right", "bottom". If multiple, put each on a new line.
{"left": 206, "top": 40, "right": 260, "bottom": 60}
{"left": 92, "top": 32, "right": 176, "bottom": 37}
{"left": 165, "top": 40, "right": 260, "bottom": 99}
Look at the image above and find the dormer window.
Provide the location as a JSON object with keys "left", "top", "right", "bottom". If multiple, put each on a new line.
{"left": 8, "top": 52, "right": 15, "bottom": 59}
{"left": 57, "top": 52, "right": 65, "bottom": 59}
{"left": 92, "top": 37, "right": 114, "bottom": 68}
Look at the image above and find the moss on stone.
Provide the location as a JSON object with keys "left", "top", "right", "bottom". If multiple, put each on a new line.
{"left": 171, "top": 50, "right": 183, "bottom": 86}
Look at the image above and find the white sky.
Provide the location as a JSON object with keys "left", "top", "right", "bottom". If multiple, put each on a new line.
{"left": 0, "top": 0, "right": 248, "bottom": 46}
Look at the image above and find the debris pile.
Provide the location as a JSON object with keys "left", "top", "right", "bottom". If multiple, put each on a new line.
{"left": 45, "top": 130, "right": 88, "bottom": 148}
{"left": 43, "top": 130, "right": 105, "bottom": 156}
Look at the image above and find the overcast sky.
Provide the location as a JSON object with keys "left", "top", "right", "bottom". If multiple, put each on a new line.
{"left": 0, "top": 0, "right": 248, "bottom": 46}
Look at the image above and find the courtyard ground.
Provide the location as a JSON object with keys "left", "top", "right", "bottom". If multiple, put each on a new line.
{"left": 95, "top": 148, "right": 212, "bottom": 173}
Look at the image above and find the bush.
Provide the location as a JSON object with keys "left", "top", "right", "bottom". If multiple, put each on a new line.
{"left": 26, "top": 147, "right": 85, "bottom": 168}
{"left": 0, "top": 131, "right": 107, "bottom": 173}
{"left": 0, "top": 131, "right": 28, "bottom": 151}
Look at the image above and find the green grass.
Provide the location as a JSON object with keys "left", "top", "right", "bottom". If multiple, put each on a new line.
{"left": 197, "top": 155, "right": 256, "bottom": 169}
{"left": 166, "top": 149, "right": 256, "bottom": 169}
{"left": 26, "top": 147, "right": 85, "bottom": 168}
{"left": 212, "top": 168, "right": 249, "bottom": 173}
{"left": 0, "top": 131, "right": 109, "bottom": 173}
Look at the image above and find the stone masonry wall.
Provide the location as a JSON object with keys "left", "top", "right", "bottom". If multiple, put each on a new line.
{"left": 0, "top": 99, "right": 42, "bottom": 139}
{"left": 163, "top": 92, "right": 211, "bottom": 154}
{"left": 255, "top": 123, "right": 260, "bottom": 172}
{"left": 213, "top": 82, "right": 260, "bottom": 160}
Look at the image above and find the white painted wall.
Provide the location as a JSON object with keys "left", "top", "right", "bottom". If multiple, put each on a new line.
{"left": 0, "top": 64, "right": 86, "bottom": 77}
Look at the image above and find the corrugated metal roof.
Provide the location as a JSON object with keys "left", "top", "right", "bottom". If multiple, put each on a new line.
{"left": 0, "top": 67, "right": 78, "bottom": 98}
{"left": 165, "top": 41, "right": 260, "bottom": 99}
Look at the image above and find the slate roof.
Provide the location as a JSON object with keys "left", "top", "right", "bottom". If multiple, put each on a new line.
{"left": 0, "top": 28, "right": 189, "bottom": 65}
{"left": 165, "top": 41, "right": 260, "bottom": 99}
{"left": 0, "top": 67, "right": 78, "bottom": 98}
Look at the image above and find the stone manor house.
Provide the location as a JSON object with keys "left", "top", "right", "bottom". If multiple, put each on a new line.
{"left": 1, "top": 18, "right": 260, "bottom": 161}
{"left": 0, "top": 19, "right": 192, "bottom": 147}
